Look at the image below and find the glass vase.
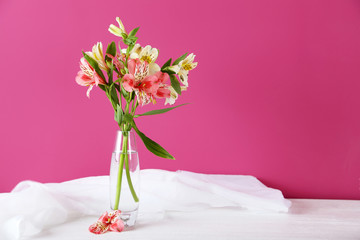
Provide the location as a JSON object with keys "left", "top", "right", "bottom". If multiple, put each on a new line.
{"left": 109, "top": 130, "right": 140, "bottom": 227}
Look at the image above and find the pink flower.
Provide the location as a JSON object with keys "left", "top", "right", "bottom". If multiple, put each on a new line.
{"left": 75, "top": 57, "right": 106, "bottom": 98}
{"left": 122, "top": 58, "right": 171, "bottom": 105}
{"left": 89, "top": 210, "right": 124, "bottom": 234}
{"left": 153, "top": 71, "right": 171, "bottom": 99}
{"left": 154, "top": 86, "right": 171, "bottom": 98}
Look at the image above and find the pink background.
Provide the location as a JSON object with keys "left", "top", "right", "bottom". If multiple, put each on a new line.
{"left": 0, "top": 0, "right": 360, "bottom": 199}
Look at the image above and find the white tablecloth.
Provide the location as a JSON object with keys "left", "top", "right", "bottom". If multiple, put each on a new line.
{"left": 1, "top": 170, "right": 358, "bottom": 239}
{"left": 21, "top": 199, "right": 360, "bottom": 240}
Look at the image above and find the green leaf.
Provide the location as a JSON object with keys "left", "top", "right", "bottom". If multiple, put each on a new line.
{"left": 105, "top": 42, "right": 116, "bottom": 71}
{"left": 130, "top": 91, "right": 135, "bottom": 101}
{"left": 123, "top": 113, "right": 134, "bottom": 123}
{"left": 113, "top": 66, "right": 120, "bottom": 75}
{"left": 129, "top": 27, "right": 140, "bottom": 37}
{"left": 110, "top": 83, "right": 119, "bottom": 104}
{"left": 128, "top": 36, "right": 138, "bottom": 41}
{"left": 170, "top": 75, "right": 181, "bottom": 95}
{"left": 134, "top": 103, "right": 188, "bottom": 117}
{"left": 172, "top": 53, "right": 188, "bottom": 66}
{"left": 132, "top": 120, "right": 175, "bottom": 160}
{"left": 120, "top": 84, "right": 129, "bottom": 99}
{"left": 161, "top": 67, "right": 176, "bottom": 75}
{"left": 114, "top": 83, "right": 121, "bottom": 92}
{"left": 114, "top": 104, "right": 123, "bottom": 125}
{"left": 107, "top": 63, "right": 114, "bottom": 84}
{"left": 161, "top": 58, "right": 172, "bottom": 69}
{"left": 114, "top": 78, "right": 122, "bottom": 84}
{"left": 123, "top": 36, "right": 138, "bottom": 46}
{"left": 120, "top": 68, "right": 126, "bottom": 75}
{"left": 99, "top": 84, "right": 106, "bottom": 92}
{"left": 82, "top": 51, "right": 106, "bottom": 81}
{"left": 126, "top": 44, "right": 135, "bottom": 55}
{"left": 121, "top": 33, "right": 128, "bottom": 39}
{"left": 106, "top": 41, "right": 117, "bottom": 57}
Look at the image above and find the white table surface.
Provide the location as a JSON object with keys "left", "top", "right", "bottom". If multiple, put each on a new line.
{"left": 23, "top": 199, "right": 360, "bottom": 240}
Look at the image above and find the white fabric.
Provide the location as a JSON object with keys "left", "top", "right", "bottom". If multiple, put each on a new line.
{"left": 0, "top": 169, "right": 291, "bottom": 239}
{"left": 24, "top": 199, "right": 360, "bottom": 240}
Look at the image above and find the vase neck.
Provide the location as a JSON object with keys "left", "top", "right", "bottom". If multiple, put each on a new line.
{"left": 114, "top": 131, "right": 137, "bottom": 153}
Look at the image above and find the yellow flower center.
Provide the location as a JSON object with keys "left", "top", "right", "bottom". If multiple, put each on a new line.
{"left": 141, "top": 55, "right": 153, "bottom": 64}
{"left": 182, "top": 62, "right": 193, "bottom": 71}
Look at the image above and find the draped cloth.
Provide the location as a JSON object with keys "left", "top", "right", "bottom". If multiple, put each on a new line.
{"left": 0, "top": 169, "right": 291, "bottom": 239}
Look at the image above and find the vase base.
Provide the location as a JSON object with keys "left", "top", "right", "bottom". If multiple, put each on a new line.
{"left": 119, "top": 209, "right": 138, "bottom": 228}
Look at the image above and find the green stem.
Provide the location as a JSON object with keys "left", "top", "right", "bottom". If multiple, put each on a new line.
{"left": 131, "top": 98, "right": 139, "bottom": 115}
{"left": 106, "top": 91, "right": 117, "bottom": 111}
{"left": 131, "top": 96, "right": 136, "bottom": 112}
{"left": 113, "top": 133, "right": 128, "bottom": 210}
{"left": 118, "top": 83, "right": 122, "bottom": 110}
{"left": 124, "top": 148, "right": 139, "bottom": 202}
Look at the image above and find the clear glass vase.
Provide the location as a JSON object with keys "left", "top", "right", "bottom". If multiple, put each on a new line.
{"left": 110, "top": 130, "right": 140, "bottom": 227}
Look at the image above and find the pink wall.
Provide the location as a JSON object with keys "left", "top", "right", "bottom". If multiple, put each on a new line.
{"left": 0, "top": 0, "right": 359, "bottom": 199}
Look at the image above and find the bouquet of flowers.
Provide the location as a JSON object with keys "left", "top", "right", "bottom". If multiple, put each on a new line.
{"left": 75, "top": 17, "right": 197, "bottom": 217}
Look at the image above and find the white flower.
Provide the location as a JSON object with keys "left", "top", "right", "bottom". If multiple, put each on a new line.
{"left": 177, "top": 53, "right": 198, "bottom": 87}
{"left": 165, "top": 86, "right": 187, "bottom": 105}
{"left": 128, "top": 44, "right": 160, "bottom": 75}
{"left": 128, "top": 43, "right": 142, "bottom": 59}
{"left": 109, "top": 17, "right": 126, "bottom": 37}
{"left": 139, "top": 45, "right": 159, "bottom": 64}
{"left": 128, "top": 44, "right": 158, "bottom": 64}
{"left": 86, "top": 42, "right": 108, "bottom": 71}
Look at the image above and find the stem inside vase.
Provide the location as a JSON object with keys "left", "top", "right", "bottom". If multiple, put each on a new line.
{"left": 113, "top": 131, "right": 139, "bottom": 210}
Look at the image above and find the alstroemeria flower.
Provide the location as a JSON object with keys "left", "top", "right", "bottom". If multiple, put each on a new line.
{"left": 122, "top": 58, "right": 171, "bottom": 105}
{"left": 153, "top": 71, "right": 171, "bottom": 99}
{"left": 177, "top": 53, "right": 198, "bottom": 87}
{"left": 89, "top": 210, "right": 124, "bottom": 234}
{"left": 128, "top": 44, "right": 161, "bottom": 74}
{"left": 129, "top": 44, "right": 158, "bottom": 63}
{"left": 122, "top": 58, "right": 148, "bottom": 92}
{"left": 139, "top": 45, "right": 159, "bottom": 64}
{"left": 165, "top": 85, "right": 187, "bottom": 105}
{"left": 123, "top": 59, "right": 156, "bottom": 105}
{"left": 75, "top": 57, "right": 106, "bottom": 98}
{"left": 109, "top": 17, "right": 126, "bottom": 37}
{"left": 86, "top": 42, "right": 108, "bottom": 71}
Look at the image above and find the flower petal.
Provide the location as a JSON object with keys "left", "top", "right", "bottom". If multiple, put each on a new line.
{"left": 149, "top": 63, "right": 160, "bottom": 75}
{"left": 94, "top": 71, "right": 106, "bottom": 86}
{"left": 122, "top": 74, "right": 135, "bottom": 92}
{"left": 109, "top": 24, "right": 122, "bottom": 37}
{"left": 178, "top": 69, "right": 189, "bottom": 87}
{"left": 155, "top": 86, "right": 171, "bottom": 98}
{"left": 86, "top": 84, "right": 94, "bottom": 98}
{"left": 116, "top": 17, "right": 126, "bottom": 32}
{"left": 75, "top": 71, "right": 94, "bottom": 86}
{"left": 154, "top": 71, "right": 170, "bottom": 84}
{"left": 141, "top": 75, "right": 159, "bottom": 94}
{"left": 127, "top": 58, "right": 141, "bottom": 76}
{"left": 109, "top": 218, "right": 124, "bottom": 232}
{"left": 89, "top": 210, "right": 123, "bottom": 234}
